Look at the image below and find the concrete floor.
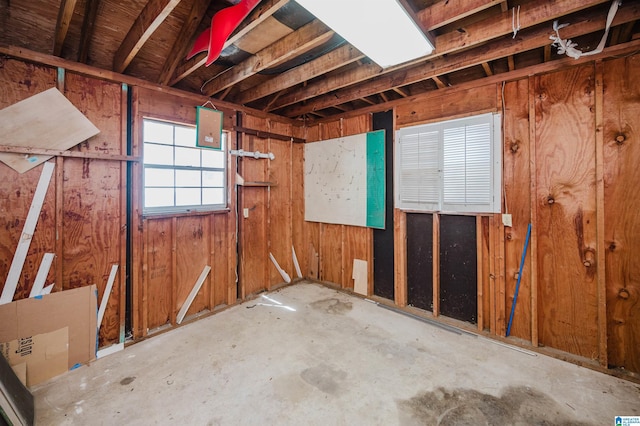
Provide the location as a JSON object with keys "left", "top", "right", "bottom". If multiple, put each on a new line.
{"left": 34, "top": 282, "right": 640, "bottom": 425}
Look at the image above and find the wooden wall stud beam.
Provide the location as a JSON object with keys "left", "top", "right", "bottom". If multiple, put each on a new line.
{"left": 113, "top": 0, "right": 182, "bottom": 74}
{"left": 0, "top": 146, "right": 141, "bottom": 162}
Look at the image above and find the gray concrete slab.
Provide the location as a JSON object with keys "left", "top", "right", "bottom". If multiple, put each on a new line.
{"left": 34, "top": 282, "right": 640, "bottom": 425}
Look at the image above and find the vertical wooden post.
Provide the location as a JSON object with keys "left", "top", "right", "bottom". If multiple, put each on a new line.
{"left": 119, "top": 83, "right": 128, "bottom": 342}
{"left": 477, "top": 216, "right": 483, "bottom": 331}
{"left": 594, "top": 60, "right": 608, "bottom": 367}
{"left": 497, "top": 217, "right": 506, "bottom": 336}
{"left": 228, "top": 128, "right": 239, "bottom": 306}
{"left": 432, "top": 213, "right": 440, "bottom": 317}
{"left": 528, "top": 76, "right": 539, "bottom": 347}
{"left": 489, "top": 215, "right": 496, "bottom": 333}
{"left": 171, "top": 216, "right": 177, "bottom": 324}
{"left": 55, "top": 68, "right": 65, "bottom": 292}
{"left": 130, "top": 87, "right": 144, "bottom": 338}
{"left": 393, "top": 209, "right": 407, "bottom": 307}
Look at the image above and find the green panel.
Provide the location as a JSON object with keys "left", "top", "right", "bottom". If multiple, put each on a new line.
{"left": 366, "top": 130, "right": 386, "bottom": 229}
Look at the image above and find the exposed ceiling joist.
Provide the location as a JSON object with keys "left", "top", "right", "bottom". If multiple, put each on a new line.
{"left": 158, "top": 0, "right": 210, "bottom": 85}
{"left": 417, "top": 0, "right": 507, "bottom": 31}
{"left": 481, "top": 62, "right": 493, "bottom": 76}
{"left": 77, "top": 0, "right": 99, "bottom": 64}
{"left": 170, "top": 0, "right": 290, "bottom": 85}
{"left": 113, "top": 0, "right": 182, "bottom": 74}
{"left": 53, "top": 0, "right": 78, "bottom": 56}
{"left": 235, "top": 44, "right": 365, "bottom": 105}
{"left": 279, "top": 3, "right": 640, "bottom": 117}
{"left": 267, "top": 0, "right": 617, "bottom": 113}
{"left": 203, "top": 19, "right": 333, "bottom": 96}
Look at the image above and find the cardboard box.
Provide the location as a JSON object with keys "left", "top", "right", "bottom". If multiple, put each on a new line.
{"left": 1, "top": 327, "right": 68, "bottom": 387}
{"left": 0, "top": 285, "right": 97, "bottom": 378}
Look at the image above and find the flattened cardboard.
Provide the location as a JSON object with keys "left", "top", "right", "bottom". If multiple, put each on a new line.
{"left": 0, "top": 285, "right": 97, "bottom": 371}
{"left": 0, "top": 328, "right": 68, "bottom": 387}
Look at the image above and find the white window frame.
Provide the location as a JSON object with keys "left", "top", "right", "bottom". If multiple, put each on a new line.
{"left": 142, "top": 118, "right": 228, "bottom": 215}
{"left": 395, "top": 113, "right": 502, "bottom": 214}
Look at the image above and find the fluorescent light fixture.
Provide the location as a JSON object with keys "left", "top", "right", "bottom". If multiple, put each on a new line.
{"left": 295, "top": 0, "right": 433, "bottom": 68}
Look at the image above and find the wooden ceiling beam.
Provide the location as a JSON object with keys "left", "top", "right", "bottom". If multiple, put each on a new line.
{"left": 170, "top": 0, "right": 290, "bottom": 86}
{"left": 507, "top": 55, "right": 515, "bottom": 71}
{"left": 113, "top": 0, "right": 182, "bottom": 73}
{"left": 393, "top": 87, "right": 409, "bottom": 97}
{"left": 481, "top": 62, "right": 493, "bottom": 76}
{"left": 53, "top": 0, "right": 79, "bottom": 56}
{"left": 158, "top": 0, "right": 210, "bottom": 86}
{"left": 280, "top": 2, "right": 640, "bottom": 117}
{"left": 78, "top": 0, "right": 100, "bottom": 64}
{"left": 270, "top": 0, "right": 610, "bottom": 111}
{"left": 432, "top": 76, "right": 448, "bottom": 89}
{"left": 203, "top": 20, "right": 333, "bottom": 96}
{"left": 234, "top": 44, "right": 364, "bottom": 104}
{"left": 417, "top": 0, "right": 506, "bottom": 31}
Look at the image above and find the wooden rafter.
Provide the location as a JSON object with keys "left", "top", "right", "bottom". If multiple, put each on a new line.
{"left": 78, "top": 0, "right": 100, "bottom": 64}
{"left": 417, "top": 0, "right": 506, "bottom": 31}
{"left": 278, "top": 3, "right": 640, "bottom": 117}
{"left": 113, "top": 0, "right": 182, "bottom": 74}
{"left": 203, "top": 20, "right": 333, "bottom": 96}
{"left": 393, "top": 87, "right": 409, "bottom": 97}
{"left": 269, "top": 0, "right": 611, "bottom": 112}
{"left": 432, "top": 76, "right": 448, "bottom": 89}
{"left": 481, "top": 62, "right": 493, "bottom": 76}
{"left": 53, "top": 0, "right": 78, "bottom": 56}
{"left": 170, "top": 0, "right": 290, "bottom": 86}
{"left": 543, "top": 45, "right": 551, "bottom": 62}
{"left": 234, "top": 44, "right": 364, "bottom": 105}
{"left": 507, "top": 55, "right": 515, "bottom": 71}
{"left": 158, "top": 0, "right": 210, "bottom": 85}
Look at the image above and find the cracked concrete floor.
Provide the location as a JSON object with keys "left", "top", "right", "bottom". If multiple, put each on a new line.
{"left": 34, "top": 282, "right": 640, "bottom": 425}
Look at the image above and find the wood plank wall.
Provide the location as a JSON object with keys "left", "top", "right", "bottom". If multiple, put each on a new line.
{"left": 297, "top": 115, "right": 374, "bottom": 292}
{"left": 0, "top": 57, "right": 126, "bottom": 347}
{"left": 386, "top": 55, "right": 640, "bottom": 373}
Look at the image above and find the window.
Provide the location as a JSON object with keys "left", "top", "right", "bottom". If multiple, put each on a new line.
{"left": 395, "top": 113, "right": 501, "bottom": 213}
{"left": 143, "top": 119, "right": 227, "bottom": 214}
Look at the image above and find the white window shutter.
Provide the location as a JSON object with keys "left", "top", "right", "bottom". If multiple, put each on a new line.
{"left": 398, "top": 129, "right": 440, "bottom": 211}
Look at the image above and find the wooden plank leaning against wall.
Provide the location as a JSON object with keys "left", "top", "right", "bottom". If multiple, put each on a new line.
{"left": 297, "top": 115, "right": 374, "bottom": 294}
{"left": 0, "top": 57, "right": 127, "bottom": 348}
{"left": 372, "top": 52, "right": 640, "bottom": 375}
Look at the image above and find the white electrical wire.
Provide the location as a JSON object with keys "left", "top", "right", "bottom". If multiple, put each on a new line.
{"left": 512, "top": 5, "right": 521, "bottom": 39}
{"left": 550, "top": 0, "right": 621, "bottom": 59}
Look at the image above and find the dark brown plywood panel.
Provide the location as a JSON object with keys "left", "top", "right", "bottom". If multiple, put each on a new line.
{"left": 439, "top": 215, "right": 477, "bottom": 324}
{"left": 535, "top": 65, "right": 599, "bottom": 359}
{"left": 145, "top": 218, "right": 173, "bottom": 330}
{"left": 406, "top": 213, "right": 433, "bottom": 312}
{"left": 268, "top": 123, "right": 293, "bottom": 286}
{"left": 603, "top": 54, "right": 640, "bottom": 373}
{"left": 503, "top": 78, "right": 532, "bottom": 341}
{"left": 175, "top": 216, "right": 210, "bottom": 318}
{"left": 320, "top": 224, "right": 343, "bottom": 285}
